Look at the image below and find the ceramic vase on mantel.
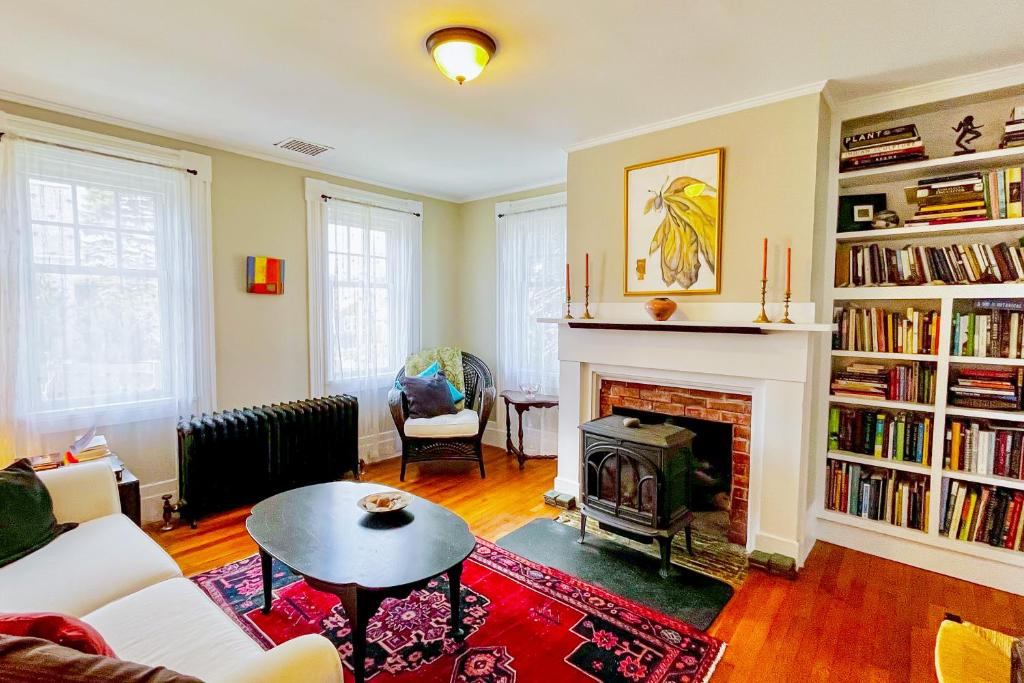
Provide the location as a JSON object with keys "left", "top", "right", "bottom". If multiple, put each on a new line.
{"left": 644, "top": 297, "right": 677, "bottom": 321}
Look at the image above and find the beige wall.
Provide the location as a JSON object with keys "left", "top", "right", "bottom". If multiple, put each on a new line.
{"left": 0, "top": 99, "right": 462, "bottom": 411}
{"left": 567, "top": 93, "right": 823, "bottom": 304}
{"left": 456, "top": 184, "right": 566, "bottom": 378}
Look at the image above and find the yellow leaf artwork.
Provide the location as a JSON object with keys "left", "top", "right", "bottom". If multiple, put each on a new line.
{"left": 625, "top": 148, "right": 724, "bottom": 295}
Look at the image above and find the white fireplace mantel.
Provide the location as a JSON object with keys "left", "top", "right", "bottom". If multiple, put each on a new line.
{"left": 547, "top": 302, "right": 829, "bottom": 565}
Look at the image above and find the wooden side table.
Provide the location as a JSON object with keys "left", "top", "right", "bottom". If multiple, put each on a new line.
{"left": 111, "top": 456, "right": 142, "bottom": 527}
{"left": 500, "top": 390, "right": 559, "bottom": 470}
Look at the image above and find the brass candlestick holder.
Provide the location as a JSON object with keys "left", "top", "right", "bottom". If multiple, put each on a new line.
{"left": 581, "top": 284, "right": 594, "bottom": 319}
{"left": 565, "top": 290, "right": 574, "bottom": 319}
{"left": 753, "top": 278, "right": 770, "bottom": 323}
{"left": 779, "top": 291, "right": 794, "bottom": 324}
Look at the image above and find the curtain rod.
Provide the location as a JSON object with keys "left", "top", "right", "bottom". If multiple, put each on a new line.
{"left": 0, "top": 132, "right": 198, "bottom": 175}
{"left": 497, "top": 203, "right": 565, "bottom": 219}
{"left": 320, "top": 193, "right": 421, "bottom": 217}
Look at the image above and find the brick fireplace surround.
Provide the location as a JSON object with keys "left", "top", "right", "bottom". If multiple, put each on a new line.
{"left": 598, "top": 380, "right": 752, "bottom": 546}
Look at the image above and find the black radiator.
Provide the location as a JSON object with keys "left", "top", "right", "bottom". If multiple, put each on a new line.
{"left": 176, "top": 395, "right": 359, "bottom": 524}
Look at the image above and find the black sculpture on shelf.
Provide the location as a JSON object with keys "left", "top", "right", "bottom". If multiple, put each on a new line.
{"left": 952, "top": 115, "right": 983, "bottom": 155}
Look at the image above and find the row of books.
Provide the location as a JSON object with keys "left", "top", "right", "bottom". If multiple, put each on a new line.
{"left": 903, "top": 168, "right": 1023, "bottom": 227}
{"left": 945, "top": 420, "right": 1024, "bottom": 478}
{"left": 840, "top": 124, "right": 926, "bottom": 172}
{"left": 1000, "top": 107, "right": 1024, "bottom": 150}
{"left": 948, "top": 367, "right": 1024, "bottom": 411}
{"left": 842, "top": 239, "right": 1024, "bottom": 287}
{"left": 827, "top": 406, "right": 932, "bottom": 464}
{"left": 825, "top": 460, "right": 929, "bottom": 530}
{"left": 831, "top": 306, "right": 939, "bottom": 355}
{"left": 830, "top": 362, "right": 936, "bottom": 404}
{"left": 940, "top": 480, "right": 1024, "bottom": 551}
{"left": 951, "top": 300, "right": 1024, "bottom": 359}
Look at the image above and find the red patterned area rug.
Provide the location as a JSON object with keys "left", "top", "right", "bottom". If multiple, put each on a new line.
{"left": 191, "top": 539, "right": 725, "bottom": 682}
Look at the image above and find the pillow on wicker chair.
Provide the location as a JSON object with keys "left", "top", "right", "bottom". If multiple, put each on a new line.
{"left": 401, "top": 372, "right": 457, "bottom": 419}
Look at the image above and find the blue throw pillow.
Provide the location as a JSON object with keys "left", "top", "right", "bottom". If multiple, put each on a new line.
{"left": 396, "top": 361, "right": 465, "bottom": 404}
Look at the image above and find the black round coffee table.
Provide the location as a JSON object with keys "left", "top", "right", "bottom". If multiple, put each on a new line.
{"left": 246, "top": 481, "right": 476, "bottom": 683}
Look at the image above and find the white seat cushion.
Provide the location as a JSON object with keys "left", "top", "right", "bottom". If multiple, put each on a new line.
{"left": 83, "top": 577, "right": 264, "bottom": 680}
{"left": 0, "top": 514, "right": 182, "bottom": 616}
{"left": 405, "top": 408, "right": 480, "bottom": 438}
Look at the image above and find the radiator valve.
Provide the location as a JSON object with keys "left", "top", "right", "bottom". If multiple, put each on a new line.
{"left": 161, "top": 494, "right": 181, "bottom": 532}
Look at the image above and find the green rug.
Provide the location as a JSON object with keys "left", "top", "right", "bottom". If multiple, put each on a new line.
{"left": 496, "top": 519, "right": 734, "bottom": 631}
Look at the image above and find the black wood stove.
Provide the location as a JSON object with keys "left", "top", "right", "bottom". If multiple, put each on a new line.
{"left": 578, "top": 414, "right": 696, "bottom": 577}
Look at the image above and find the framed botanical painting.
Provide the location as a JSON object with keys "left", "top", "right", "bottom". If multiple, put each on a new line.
{"left": 624, "top": 147, "right": 724, "bottom": 295}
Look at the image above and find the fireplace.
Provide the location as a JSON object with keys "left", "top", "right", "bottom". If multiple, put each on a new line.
{"left": 598, "top": 380, "right": 752, "bottom": 545}
{"left": 578, "top": 414, "right": 695, "bottom": 578}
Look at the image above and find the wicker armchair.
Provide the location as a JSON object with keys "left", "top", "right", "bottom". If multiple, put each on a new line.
{"left": 388, "top": 352, "right": 496, "bottom": 481}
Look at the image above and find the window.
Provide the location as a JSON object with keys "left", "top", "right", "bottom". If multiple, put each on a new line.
{"left": 0, "top": 119, "right": 215, "bottom": 461}
{"left": 306, "top": 180, "right": 421, "bottom": 460}
{"left": 26, "top": 153, "right": 174, "bottom": 413}
{"left": 496, "top": 192, "right": 566, "bottom": 451}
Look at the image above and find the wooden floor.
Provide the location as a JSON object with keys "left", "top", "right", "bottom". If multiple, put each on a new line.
{"left": 150, "top": 445, "right": 1024, "bottom": 681}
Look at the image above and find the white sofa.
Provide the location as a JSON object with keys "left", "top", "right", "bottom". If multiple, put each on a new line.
{"left": 0, "top": 461, "right": 344, "bottom": 683}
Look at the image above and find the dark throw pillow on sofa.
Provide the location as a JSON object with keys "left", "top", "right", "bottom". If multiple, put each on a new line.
{"left": 0, "top": 635, "right": 203, "bottom": 683}
{"left": 0, "top": 459, "right": 78, "bottom": 568}
{"left": 402, "top": 371, "right": 458, "bottom": 419}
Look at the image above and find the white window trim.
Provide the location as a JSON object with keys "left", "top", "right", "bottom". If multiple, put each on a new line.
{"left": 3, "top": 111, "right": 217, "bottom": 422}
{"left": 1, "top": 112, "right": 212, "bottom": 181}
{"left": 304, "top": 177, "right": 423, "bottom": 396}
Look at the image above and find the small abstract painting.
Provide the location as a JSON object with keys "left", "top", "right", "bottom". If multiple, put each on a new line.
{"left": 624, "top": 147, "right": 724, "bottom": 295}
{"left": 246, "top": 256, "right": 285, "bottom": 295}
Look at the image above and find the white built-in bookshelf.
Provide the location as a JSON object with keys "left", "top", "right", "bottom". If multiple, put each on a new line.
{"left": 816, "top": 80, "right": 1024, "bottom": 595}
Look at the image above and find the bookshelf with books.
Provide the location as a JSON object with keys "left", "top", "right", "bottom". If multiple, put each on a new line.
{"left": 818, "top": 81, "right": 1024, "bottom": 592}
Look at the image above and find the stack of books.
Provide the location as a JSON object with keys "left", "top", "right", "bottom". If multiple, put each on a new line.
{"left": 904, "top": 172, "right": 989, "bottom": 226}
{"left": 831, "top": 361, "right": 936, "bottom": 404}
{"left": 826, "top": 460, "right": 928, "bottom": 530}
{"left": 940, "top": 480, "right": 1024, "bottom": 551}
{"left": 72, "top": 435, "right": 111, "bottom": 462}
{"left": 840, "top": 124, "right": 926, "bottom": 172}
{"left": 951, "top": 300, "right": 1024, "bottom": 359}
{"left": 948, "top": 367, "right": 1023, "bottom": 411}
{"left": 831, "top": 305, "right": 939, "bottom": 354}
{"left": 828, "top": 405, "right": 932, "bottom": 464}
{"left": 999, "top": 107, "right": 1024, "bottom": 149}
{"left": 945, "top": 419, "right": 1023, "bottom": 477}
{"left": 843, "top": 239, "right": 1024, "bottom": 287}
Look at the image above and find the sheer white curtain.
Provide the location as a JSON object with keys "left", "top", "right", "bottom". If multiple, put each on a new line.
{"left": 0, "top": 129, "right": 215, "bottom": 473}
{"left": 496, "top": 193, "right": 566, "bottom": 454}
{"left": 306, "top": 181, "right": 421, "bottom": 462}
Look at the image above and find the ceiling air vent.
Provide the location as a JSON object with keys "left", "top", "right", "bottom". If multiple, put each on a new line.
{"left": 273, "top": 138, "right": 333, "bottom": 157}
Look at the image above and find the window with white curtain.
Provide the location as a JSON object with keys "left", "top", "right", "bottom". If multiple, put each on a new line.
{"left": 306, "top": 180, "right": 421, "bottom": 461}
{"left": 496, "top": 192, "right": 566, "bottom": 453}
{"left": 0, "top": 114, "right": 215, "bottom": 469}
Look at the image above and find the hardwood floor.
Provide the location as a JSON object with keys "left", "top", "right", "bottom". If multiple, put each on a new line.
{"left": 150, "top": 444, "right": 1024, "bottom": 681}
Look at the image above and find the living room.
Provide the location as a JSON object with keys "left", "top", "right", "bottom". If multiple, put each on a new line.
{"left": 1, "top": 2, "right": 1024, "bottom": 682}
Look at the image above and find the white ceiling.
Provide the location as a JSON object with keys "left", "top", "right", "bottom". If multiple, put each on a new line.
{"left": 2, "top": 1, "right": 1024, "bottom": 202}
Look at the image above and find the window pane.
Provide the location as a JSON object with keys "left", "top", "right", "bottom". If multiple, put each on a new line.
{"left": 371, "top": 257, "right": 386, "bottom": 284}
{"left": 118, "top": 191, "right": 157, "bottom": 231}
{"left": 29, "top": 179, "right": 73, "bottom": 222}
{"left": 32, "top": 224, "right": 75, "bottom": 265}
{"left": 349, "top": 227, "right": 364, "bottom": 255}
{"left": 370, "top": 230, "right": 386, "bottom": 257}
{"left": 79, "top": 229, "right": 118, "bottom": 268}
{"left": 33, "top": 273, "right": 164, "bottom": 404}
{"left": 76, "top": 185, "right": 117, "bottom": 227}
{"left": 349, "top": 255, "right": 364, "bottom": 282}
{"left": 121, "top": 233, "right": 157, "bottom": 270}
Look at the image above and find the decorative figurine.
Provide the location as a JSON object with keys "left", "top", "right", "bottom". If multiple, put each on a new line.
{"left": 871, "top": 209, "right": 901, "bottom": 229}
{"left": 952, "top": 115, "right": 983, "bottom": 155}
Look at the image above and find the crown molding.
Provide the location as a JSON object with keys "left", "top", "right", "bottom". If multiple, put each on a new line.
{"left": 835, "top": 61, "right": 1024, "bottom": 121}
{"left": 456, "top": 177, "right": 567, "bottom": 203}
{"left": 564, "top": 80, "right": 829, "bottom": 154}
{"left": 0, "top": 87, "right": 467, "bottom": 203}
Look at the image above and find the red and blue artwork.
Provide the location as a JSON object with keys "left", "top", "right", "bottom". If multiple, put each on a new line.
{"left": 246, "top": 256, "right": 285, "bottom": 295}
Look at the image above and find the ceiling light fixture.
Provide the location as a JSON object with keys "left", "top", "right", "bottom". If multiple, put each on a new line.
{"left": 426, "top": 27, "right": 496, "bottom": 85}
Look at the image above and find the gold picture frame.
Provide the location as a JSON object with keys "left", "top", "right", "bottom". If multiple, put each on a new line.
{"left": 623, "top": 147, "right": 724, "bottom": 296}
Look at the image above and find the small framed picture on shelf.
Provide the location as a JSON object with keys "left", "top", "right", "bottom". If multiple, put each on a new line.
{"left": 838, "top": 193, "right": 887, "bottom": 233}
